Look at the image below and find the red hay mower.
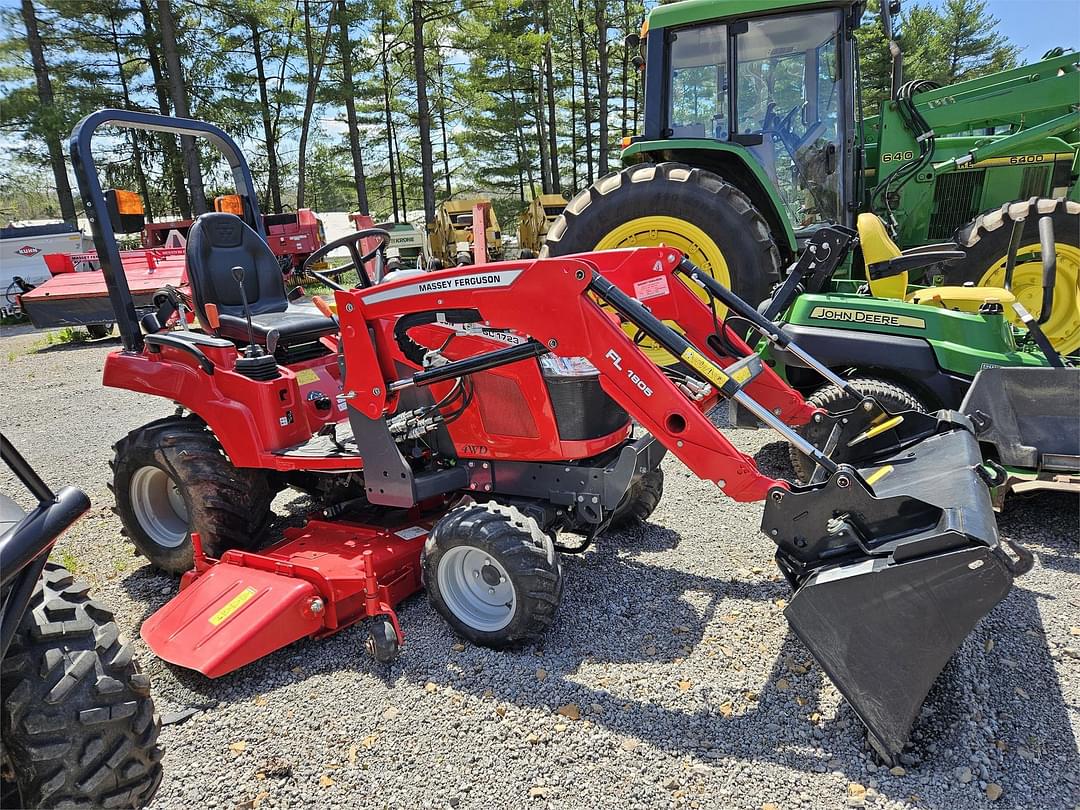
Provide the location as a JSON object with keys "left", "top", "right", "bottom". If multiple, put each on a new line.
{"left": 73, "top": 110, "right": 1027, "bottom": 763}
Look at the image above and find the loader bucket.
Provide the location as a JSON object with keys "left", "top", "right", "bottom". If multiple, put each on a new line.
{"left": 764, "top": 422, "right": 1022, "bottom": 762}
{"left": 785, "top": 545, "right": 1012, "bottom": 760}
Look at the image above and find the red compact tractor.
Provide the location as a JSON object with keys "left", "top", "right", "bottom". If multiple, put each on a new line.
{"left": 74, "top": 110, "right": 1025, "bottom": 764}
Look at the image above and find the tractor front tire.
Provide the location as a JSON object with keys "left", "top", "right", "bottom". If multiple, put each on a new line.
{"left": 0, "top": 563, "right": 162, "bottom": 809}
{"left": 422, "top": 502, "right": 562, "bottom": 649}
{"left": 543, "top": 162, "right": 781, "bottom": 362}
{"left": 112, "top": 416, "right": 272, "bottom": 573}
{"left": 608, "top": 467, "right": 665, "bottom": 529}
{"left": 950, "top": 198, "right": 1080, "bottom": 355}
{"left": 789, "top": 377, "right": 927, "bottom": 482}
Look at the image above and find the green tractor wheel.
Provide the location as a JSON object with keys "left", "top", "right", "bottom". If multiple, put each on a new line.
{"left": 949, "top": 198, "right": 1080, "bottom": 355}
{"left": 543, "top": 162, "right": 781, "bottom": 365}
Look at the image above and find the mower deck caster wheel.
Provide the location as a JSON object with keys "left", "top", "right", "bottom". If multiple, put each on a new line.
{"left": 365, "top": 619, "right": 400, "bottom": 663}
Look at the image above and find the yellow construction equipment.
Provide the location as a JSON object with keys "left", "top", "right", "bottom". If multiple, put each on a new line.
{"left": 429, "top": 199, "right": 503, "bottom": 266}
{"left": 517, "top": 194, "right": 567, "bottom": 257}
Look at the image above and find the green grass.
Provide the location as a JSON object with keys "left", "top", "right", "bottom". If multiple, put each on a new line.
{"left": 57, "top": 548, "right": 80, "bottom": 575}
{"left": 32, "top": 326, "right": 89, "bottom": 351}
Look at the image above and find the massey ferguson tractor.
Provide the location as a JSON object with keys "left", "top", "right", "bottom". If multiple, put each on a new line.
{"left": 74, "top": 109, "right": 1028, "bottom": 766}
{"left": 545, "top": 0, "right": 1080, "bottom": 356}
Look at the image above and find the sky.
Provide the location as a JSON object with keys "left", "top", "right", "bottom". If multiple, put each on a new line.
{"left": 985, "top": 0, "right": 1080, "bottom": 61}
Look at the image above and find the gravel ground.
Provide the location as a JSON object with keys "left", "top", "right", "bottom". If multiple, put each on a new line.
{"left": 1, "top": 326, "right": 1078, "bottom": 810}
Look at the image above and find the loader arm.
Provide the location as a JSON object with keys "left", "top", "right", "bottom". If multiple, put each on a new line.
{"left": 341, "top": 249, "right": 786, "bottom": 503}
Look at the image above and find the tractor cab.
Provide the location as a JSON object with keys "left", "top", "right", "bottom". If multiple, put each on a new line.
{"left": 640, "top": 2, "right": 857, "bottom": 232}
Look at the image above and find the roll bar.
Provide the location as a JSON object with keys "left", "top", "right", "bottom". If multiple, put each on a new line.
{"left": 69, "top": 109, "right": 264, "bottom": 352}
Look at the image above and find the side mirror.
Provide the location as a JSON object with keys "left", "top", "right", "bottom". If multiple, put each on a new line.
{"left": 624, "top": 33, "right": 640, "bottom": 49}
{"left": 881, "top": 0, "right": 900, "bottom": 40}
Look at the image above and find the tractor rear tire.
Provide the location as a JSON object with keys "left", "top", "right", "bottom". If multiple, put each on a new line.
{"left": 608, "top": 467, "right": 665, "bottom": 529}
{"left": 789, "top": 377, "right": 927, "bottom": 482}
{"left": 422, "top": 502, "right": 562, "bottom": 649}
{"left": 543, "top": 162, "right": 781, "bottom": 362}
{"left": 111, "top": 416, "right": 272, "bottom": 573}
{"left": 949, "top": 198, "right": 1080, "bottom": 355}
{"left": 0, "top": 563, "right": 162, "bottom": 809}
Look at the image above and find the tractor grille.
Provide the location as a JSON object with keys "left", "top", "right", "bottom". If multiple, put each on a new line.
{"left": 472, "top": 373, "right": 539, "bottom": 438}
{"left": 545, "top": 375, "right": 629, "bottom": 441}
{"left": 929, "top": 170, "right": 985, "bottom": 240}
{"left": 1019, "top": 165, "right": 1051, "bottom": 200}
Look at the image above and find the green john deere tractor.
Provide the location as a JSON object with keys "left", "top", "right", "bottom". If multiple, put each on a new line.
{"left": 544, "top": 0, "right": 1080, "bottom": 355}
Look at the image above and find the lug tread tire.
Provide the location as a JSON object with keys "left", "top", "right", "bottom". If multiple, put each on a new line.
{"left": 422, "top": 502, "right": 562, "bottom": 649}
{"left": 789, "top": 377, "right": 926, "bottom": 482}
{"left": 950, "top": 197, "right": 1080, "bottom": 353}
{"left": 608, "top": 467, "right": 665, "bottom": 529}
{"left": 111, "top": 415, "right": 271, "bottom": 573}
{"left": 1, "top": 563, "right": 162, "bottom": 808}
{"left": 542, "top": 161, "right": 781, "bottom": 308}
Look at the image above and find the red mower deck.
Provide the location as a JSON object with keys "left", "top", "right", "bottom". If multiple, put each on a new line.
{"left": 142, "top": 518, "right": 431, "bottom": 677}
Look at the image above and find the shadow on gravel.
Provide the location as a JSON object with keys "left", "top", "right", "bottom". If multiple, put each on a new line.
{"left": 31, "top": 335, "right": 121, "bottom": 354}
{"left": 118, "top": 486, "right": 1078, "bottom": 807}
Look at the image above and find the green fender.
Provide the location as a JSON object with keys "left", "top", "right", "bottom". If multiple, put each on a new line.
{"left": 622, "top": 139, "right": 798, "bottom": 256}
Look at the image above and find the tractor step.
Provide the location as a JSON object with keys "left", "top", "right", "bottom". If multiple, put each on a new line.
{"left": 273, "top": 419, "right": 358, "bottom": 458}
{"left": 141, "top": 518, "right": 430, "bottom": 677}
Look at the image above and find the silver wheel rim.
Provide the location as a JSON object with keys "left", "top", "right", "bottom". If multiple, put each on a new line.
{"left": 129, "top": 466, "right": 189, "bottom": 548}
{"left": 437, "top": 546, "right": 517, "bottom": 632}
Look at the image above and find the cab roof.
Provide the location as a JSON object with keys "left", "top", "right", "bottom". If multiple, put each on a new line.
{"left": 646, "top": 0, "right": 855, "bottom": 31}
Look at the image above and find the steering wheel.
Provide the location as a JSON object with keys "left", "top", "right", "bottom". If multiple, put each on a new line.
{"left": 301, "top": 228, "right": 391, "bottom": 289}
{"left": 764, "top": 101, "right": 808, "bottom": 155}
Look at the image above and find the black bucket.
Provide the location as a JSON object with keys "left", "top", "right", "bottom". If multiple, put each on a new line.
{"left": 764, "top": 420, "right": 1023, "bottom": 762}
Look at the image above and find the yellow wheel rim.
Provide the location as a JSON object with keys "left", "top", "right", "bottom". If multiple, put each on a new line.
{"left": 595, "top": 216, "right": 731, "bottom": 365}
{"left": 978, "top": 242, "right": 1080, "bottom": 355}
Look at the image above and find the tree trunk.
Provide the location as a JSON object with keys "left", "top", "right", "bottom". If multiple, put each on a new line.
{"left": 251, "top": 21, "right": 283, "bottom": 213}
{"left": 20, "top": 0, "right": 76, "bottom": 223}
{"left": 595, "top": 0, "right": 609, "bottom": 176}
{"left": 542, "top": 0, "right": 560, "bottom": 193}
{"left": 336, "top": 0, "right": 369, "bottom": 214}
{"left": 380, "top": 16, "right": 400, "bottom": 222}
{"left": 109, "top": 13, "right": 153, "bottom": 221}
{"left": 506, "top": 57, "right": 527, "bottom": 202}
{"left": 575, "top": 2, "right": 593, "bottom": 185}
{"left": 411, "top": 0, "right": 436, "bottom": 224}
{"left": 569, "top": 19, "right": 579, "bottom": 191}
{"left": 394, "top": 122, "right": 407, "bottom": 218}
{"left": 138, "top": 0, "right": 189, "bottom": 218}
{"left": 436, "top": 53, "right": 451, "bottom": 197}
{"left": 533, "top": 72, "right": 551, "bottom": 194}
{"left": 296, "top": 0, "right": 335, "bottom": 209}
{"left": 157, "top": 0, "right": 207, "bottom": 214}
{"left": 620, "top": 0, "right": 629, "bottom": 137}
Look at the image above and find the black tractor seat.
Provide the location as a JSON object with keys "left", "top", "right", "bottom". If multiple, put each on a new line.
{"left": 186, "top": 213, "right": 336, "bottom": 352}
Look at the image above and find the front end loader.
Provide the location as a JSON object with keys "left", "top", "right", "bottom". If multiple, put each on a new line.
{"left": 333, "top": 244, "right": 1027, "bottom": 763}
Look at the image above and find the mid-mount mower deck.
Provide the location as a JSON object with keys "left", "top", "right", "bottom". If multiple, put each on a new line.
{"left": 74, "top": 109, "right": 1029, "bottom": 763}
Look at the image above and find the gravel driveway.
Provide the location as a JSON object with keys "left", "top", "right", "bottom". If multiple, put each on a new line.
{"left": 1, "top": 327, "right": 1077, "bottom": 810}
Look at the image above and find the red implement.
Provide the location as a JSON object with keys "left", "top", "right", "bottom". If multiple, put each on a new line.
{"left": 142, "top": 520, "right": 429, "bottom": 677}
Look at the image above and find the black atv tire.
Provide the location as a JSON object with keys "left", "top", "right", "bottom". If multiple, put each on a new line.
{"left": 949, "top": 198, "right": 1080, "bottom": 355}
{"left": 86, "top": 323, "right": 114, "bottom": 340}
{"left": 543, "top": 161, "right": 781, "bottom": 309}
{"left": 111, "top": 415, "right": 272, "bottom": 573}
{"left": 789, "top": 377, "right": 927, "bottom": 482}
{"left": 422, "top": 502, "right": 562, "bottom": 649}
{"left": 608, "top": 467, "right": 665, "bottom": 529}
{"left": 0, "top": 563, "right": 162, "bottom": 808}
